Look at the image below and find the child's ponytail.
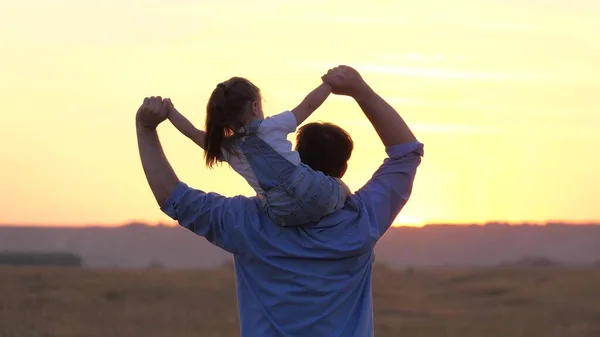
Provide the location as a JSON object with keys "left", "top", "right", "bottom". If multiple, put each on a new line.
{"left": 204, "top": 78, "right": 262, "bottom": 168}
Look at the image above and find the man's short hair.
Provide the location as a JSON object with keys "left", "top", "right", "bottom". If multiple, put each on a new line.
{"left": 295, "top": 122, "right": 354, "bottom": 178}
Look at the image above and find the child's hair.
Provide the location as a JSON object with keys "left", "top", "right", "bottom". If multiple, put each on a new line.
{"left": 204, "top": 77, "right": 261, "bottom": 168}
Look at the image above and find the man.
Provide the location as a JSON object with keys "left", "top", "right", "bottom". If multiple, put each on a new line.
{"left": 136, "top": 66, "right": 424, "bottom": 336}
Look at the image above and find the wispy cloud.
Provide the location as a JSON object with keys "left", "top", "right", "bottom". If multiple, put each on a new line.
{"left": 342, "top": 120, "right": 598, "bottom": 139}
{"left": 340, "top": 120, "right": 501, "bottom": 135}
{"left": 275, "top": 12, "right": 542, "bottom": 35}
{"left": 281, "top": 14, "right": 414, "bottom": 26}
{"left": 378, "top": 52, "right": 451, "bottom": 64}
{"left": 411, "top": 123, "right": 501, "bottom": 135}
{"left": 295, "top": 61, "right": 549, "bottom": 82}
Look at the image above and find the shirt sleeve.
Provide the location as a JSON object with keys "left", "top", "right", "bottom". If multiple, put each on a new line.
{"left": 160, "top": 181, "right": 246, "bottom": 254}
{"left": 260, "top": 110, "right": 298, "bottom": 135}
{"left": 354, "top": 141, "right": 424, "bottom": 237}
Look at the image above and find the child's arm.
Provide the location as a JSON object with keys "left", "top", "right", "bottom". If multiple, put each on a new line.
{"left": 167, "top": 104, "right": 206, "bottom": 150}
{"left": 291, "top": 82, "right": 332, "bottom": 125}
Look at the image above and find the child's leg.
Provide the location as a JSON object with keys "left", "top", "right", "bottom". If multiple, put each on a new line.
{"left": 263, "top": 163, "right": 351, "bottom": 227}
{"left": 238, "top": 131, "right": 350, "bottom": 227}
{"left": 237, "top": 134, "right": 304, "bottom": 226}
{"left": 333, "top": 177, "right": 352, "bottom": 209}
{"left": 238, "top": 134, "right": 297, "bottom": 191}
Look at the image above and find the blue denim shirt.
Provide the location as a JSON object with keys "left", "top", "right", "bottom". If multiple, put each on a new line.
{"left": 161, "top": 141, "right": 424, "bottom": 337}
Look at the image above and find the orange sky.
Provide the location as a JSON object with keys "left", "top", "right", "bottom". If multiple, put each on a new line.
{"left": 1, "top": 0, "right": 599, "bottom": 227}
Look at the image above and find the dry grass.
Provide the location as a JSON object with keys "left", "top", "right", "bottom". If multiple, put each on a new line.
{"left": 1, "top": 265, "right": 600, "bottom": 336}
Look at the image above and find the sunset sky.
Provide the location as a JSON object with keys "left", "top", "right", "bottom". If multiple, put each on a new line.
{"left": 1, "top": 0, "right": 599, "bottom": 227}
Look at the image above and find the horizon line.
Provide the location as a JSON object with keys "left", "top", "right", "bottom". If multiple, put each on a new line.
{"left": 1, "top": 221, "right": 599, "bottom": 229}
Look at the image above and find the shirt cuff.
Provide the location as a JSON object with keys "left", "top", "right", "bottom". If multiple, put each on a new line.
{"left": 160, "top": 181, "right": 190, "bottom": 220}
{"left": 385, "top": 141, "right": 425, "bottom": 159}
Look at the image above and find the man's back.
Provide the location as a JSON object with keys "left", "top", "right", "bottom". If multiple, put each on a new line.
{"left": 233, "top": 197, "right": 379, "bottom": 336}
{"left": 161, "top": 141, "right": 424, "bottom": 337}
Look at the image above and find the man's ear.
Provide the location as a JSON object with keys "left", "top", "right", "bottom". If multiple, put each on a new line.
{"left": 252, "top": 101, "right": 260, "bottom": 116}
{"left": 339, "top": 162, "right": 348, "bottom": 178}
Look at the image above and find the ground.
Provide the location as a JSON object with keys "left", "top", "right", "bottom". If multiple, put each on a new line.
{"left": 1, "top": 265, "right": 600, "bottom": 336}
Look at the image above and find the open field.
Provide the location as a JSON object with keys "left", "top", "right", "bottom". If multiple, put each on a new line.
{"left": 1, "top": 266, "right": 600, "bottom": 337}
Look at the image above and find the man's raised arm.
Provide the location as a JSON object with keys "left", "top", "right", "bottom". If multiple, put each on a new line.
{"left": 323, "top": 66, "right": 423, "bottom": 236}
{"left": 136, "top": 97, "right": 179, "bottom": 206}
{"left": 322, "top": 65, "right": 416, "bottom": 147}
{"left": 135, "top": 96, "right": 245, "bottom": 254}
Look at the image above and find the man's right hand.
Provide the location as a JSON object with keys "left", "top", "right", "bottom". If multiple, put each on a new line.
{"left": 321, "top": 65, "right": 371, "bottom": 98}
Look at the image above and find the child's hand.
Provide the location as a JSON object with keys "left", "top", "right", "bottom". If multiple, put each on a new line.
{"left": 164, "top": 98, "right": 177, "bottom": 117}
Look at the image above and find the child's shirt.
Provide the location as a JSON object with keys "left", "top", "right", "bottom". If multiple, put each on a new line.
{"left": 222, "top": 111, "right": 300, "bottom": 194}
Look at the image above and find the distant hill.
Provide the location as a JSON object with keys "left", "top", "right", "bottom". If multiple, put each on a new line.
{"left": 0, "top": 223, "right": 230, "bottom": 269}
{"left": 1, "top": 223, "right": 599, "bottom": 269}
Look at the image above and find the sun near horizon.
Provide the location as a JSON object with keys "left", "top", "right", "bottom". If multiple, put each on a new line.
{"left": 1, "top": 0, "right": 599, "bottom": 228}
